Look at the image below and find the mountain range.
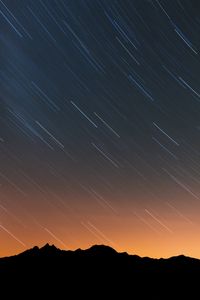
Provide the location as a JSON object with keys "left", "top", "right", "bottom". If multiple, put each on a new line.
{"left": 0, "top": 244, "right": 199, "bottom": 297}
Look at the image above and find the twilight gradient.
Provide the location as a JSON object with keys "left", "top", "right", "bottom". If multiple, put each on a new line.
{"left": 1, "top": 0, "right": 200, "bottom": 258}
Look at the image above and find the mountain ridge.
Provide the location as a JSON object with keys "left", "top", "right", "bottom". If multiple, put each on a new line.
{"left": 0, "top": 243, "right": 199, "bottom": 297}
{"left": 1, "top": 243, "right": 199, "bottom": 262}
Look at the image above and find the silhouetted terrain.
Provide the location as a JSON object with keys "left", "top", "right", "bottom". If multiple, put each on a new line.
{"left": 0, "top": 244, "right": 199, "bottom": 297}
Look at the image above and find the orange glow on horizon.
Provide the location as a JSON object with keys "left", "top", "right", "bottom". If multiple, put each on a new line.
{"left": 1, "top": 191, "right": 200, "bottom": 259}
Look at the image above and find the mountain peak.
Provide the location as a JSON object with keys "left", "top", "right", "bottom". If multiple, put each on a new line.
{"left": 40, "top": 243, "right": 57, "bottom": 249}
{"left": 40, "top": 243, "right": 60, "bottom": 253}
{"left": 86, "top": 244, "right": 117, "bottom": 255}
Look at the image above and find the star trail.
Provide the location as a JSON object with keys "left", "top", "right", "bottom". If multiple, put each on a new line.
{"left": 1, "top": 0, "right": 200, "bottom": 258}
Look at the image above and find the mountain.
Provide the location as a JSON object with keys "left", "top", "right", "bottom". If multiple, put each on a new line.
{"left": 0, "top": 244, "right": 199, "bottom": 297}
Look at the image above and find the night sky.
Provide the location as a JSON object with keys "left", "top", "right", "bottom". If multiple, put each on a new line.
{"left": 1, "top": 0, "right": 200, "bottom": 258}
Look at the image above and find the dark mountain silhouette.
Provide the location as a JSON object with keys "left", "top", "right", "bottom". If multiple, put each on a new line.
{"left": 0, "top": 244, "right": 199, "bottom": 297}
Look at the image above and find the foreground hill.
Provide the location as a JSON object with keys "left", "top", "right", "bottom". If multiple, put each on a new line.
{"left": 0, "top": 244, "right": 199, "bottom": 296}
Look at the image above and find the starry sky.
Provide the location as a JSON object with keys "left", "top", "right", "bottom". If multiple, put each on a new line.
{"left": 1, "top": 0, "right": 200, "bottom": 258}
